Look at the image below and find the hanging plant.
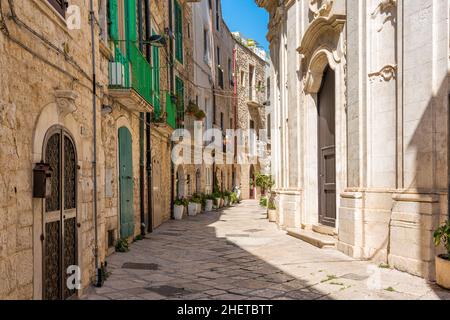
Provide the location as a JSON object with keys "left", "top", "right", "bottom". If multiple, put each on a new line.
{"left": 185, "top": 101, "right": 200, "bottom": 116}
{"left": 194, "top": 109, "right": 206, "bottom": 120}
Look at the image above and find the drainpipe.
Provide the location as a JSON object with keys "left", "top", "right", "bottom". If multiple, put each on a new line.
{"left": 89, "top": 0, "right": 101, "bottom": 287}
{"left": 446, "top": 96, "right": 450, "bottom": 218}
{"left": 138, "top": 0, "right": 146, "bottom": 236}
{"left": 233, "top": 47, "right": 237, "bottom": 184}
{"left": 145, "top": 0, "right": 153, "bottom": 233}
{"left": 169, "top": 0, "right": 175, "bottom": 218}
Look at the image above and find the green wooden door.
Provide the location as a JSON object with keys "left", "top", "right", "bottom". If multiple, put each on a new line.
{"left": 119, "top": 127, "right": 134, "bottom": 238}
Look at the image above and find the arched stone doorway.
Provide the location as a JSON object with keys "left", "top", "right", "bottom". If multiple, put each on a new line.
{"left": 298, "top": 13, "right": 346, "bottom": 230}
{"left": 42, "top": 126, "right": 78, "bottom": 300}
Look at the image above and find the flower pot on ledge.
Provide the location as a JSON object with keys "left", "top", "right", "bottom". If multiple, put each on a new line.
{"left": 436, "top": 255, "right": 450, "bottom": 289}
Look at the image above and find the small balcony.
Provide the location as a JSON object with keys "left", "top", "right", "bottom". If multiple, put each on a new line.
{"left": 108, "top": 43, "right": 154, "bottom": 113}
{"left": 247, "top": 86, "right": 265, "bottom": 108}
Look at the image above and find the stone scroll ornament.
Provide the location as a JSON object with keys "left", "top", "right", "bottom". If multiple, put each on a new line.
{"left": 371, "top": 0, "right": 397, "bottom": 32}
{"left": 309, "top": 0, "right": 334, "bottom": 19}
{"left": 368, "top": 64, "right": 397, "bottom": 82}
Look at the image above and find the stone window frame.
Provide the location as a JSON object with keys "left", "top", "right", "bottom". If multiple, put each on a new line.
{"left": 47, "top": 0, "right": 68, "bottom": 18}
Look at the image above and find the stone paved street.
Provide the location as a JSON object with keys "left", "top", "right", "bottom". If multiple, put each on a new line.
{"left": 83, "top": 201, "right": 450, "bottom": 300}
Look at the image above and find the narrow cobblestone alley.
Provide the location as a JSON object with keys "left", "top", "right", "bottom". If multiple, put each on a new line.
{"left": 83, "top": 201, "right": 450, "bottom": 300}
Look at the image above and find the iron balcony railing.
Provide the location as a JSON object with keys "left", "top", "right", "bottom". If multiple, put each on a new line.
{"left": 108, "top": 41, "right": 160, "bottom": 117}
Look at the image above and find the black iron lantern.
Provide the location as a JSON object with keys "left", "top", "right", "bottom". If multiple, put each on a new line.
{"left": 33, "top": 162, "right": 53, "bottom": 198}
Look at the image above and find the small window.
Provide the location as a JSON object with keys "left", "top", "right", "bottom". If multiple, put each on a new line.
{"left": 48, "top": 0, "right": 67, "bottom": 17}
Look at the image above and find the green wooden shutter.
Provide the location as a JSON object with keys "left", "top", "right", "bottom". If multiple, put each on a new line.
{"left": 175, "top": 76, "right": 184, "bottom": 128}
{"left": 174, "top": 1, "right": 183, "bottom": 63}
{"left": 125, "top": 0, "right": 137, "bottom": 58}
{"left": 152, "top": 41, "right": 161, "bottom": 118}
{"left": 109, "top": 0, "right": 119, "bottom": 41}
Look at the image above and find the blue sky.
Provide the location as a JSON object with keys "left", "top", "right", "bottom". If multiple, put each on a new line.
{"left": 221, "top": 0, "right": 269, "bottom": 52}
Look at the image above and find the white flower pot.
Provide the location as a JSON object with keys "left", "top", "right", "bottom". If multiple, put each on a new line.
{"left": 268, "top": 209, "right": 277, "bottom": 222}
{"left": 224, "top": 197, "right": 229, "bottom": 207}
{"left": 188, "top": 203, "right": 197, "bottom": 216}
{"left": 205, "top": 200, "right": 213, "bottom": 212}
{"left": 196, "top": 203, "right": 202, "bottom": 214}
{"left": 215, "top": 198, "right": 221, "bottom": 208}
{"left": 174, "top": 205, "right": 184, "bottom": 220}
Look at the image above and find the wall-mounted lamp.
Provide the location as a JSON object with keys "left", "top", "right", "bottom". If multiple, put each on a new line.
{"left": 101, "top": 105, "right": 113, "bottom": 115}
{"left": 147, "top": 35, "right": 167, "bottom": 48}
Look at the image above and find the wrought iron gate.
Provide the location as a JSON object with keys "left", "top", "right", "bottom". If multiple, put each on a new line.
{"left": 43, "top": 127, "right": 78, "bottom": 300}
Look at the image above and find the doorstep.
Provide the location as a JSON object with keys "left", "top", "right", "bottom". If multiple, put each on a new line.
{"left": 286, "top": 228, "right": 337, "bottom": 249}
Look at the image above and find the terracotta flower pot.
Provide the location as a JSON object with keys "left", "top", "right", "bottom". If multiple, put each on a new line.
{"left": 436, "top": 254, "right": 450, "bottom": 289}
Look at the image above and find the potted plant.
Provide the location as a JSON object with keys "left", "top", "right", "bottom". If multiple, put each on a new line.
{"left": 223, "top": 191, "right": 231, "bottom": 206}
{"left": 189, "top": 194, "right": 202, "bottom": 216}
{"left": 174, "top": 198, "right": 187, "bottom": 220}
{"left": 230, "top": 191, "right": 239, "bottom": 206}
{"left": 204, "top": 194, "right": 214, "bottom": 212}
{"left": 186, "top": 101, "right": 200, "bottom": 116}
{"left": 212, "top": 191, "right": 222, "bottom": 209}
{"left": 434, "top": 220, "right": 450, "bottom": 289}
{"left": 267, "top": 200, "right": 277, "bottom": 223}
{"left": 194, "top": 109, "right": 206, "bottom": 120}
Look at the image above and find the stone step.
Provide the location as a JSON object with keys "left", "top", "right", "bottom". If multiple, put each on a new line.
{"left": 287, "top": 228, "right": 337, "bottom": 249}
{"left": 312, "top": 224, "right": 337, "bottom": 236}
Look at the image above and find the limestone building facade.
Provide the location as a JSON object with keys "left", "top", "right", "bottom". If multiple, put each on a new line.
{"left": 0, "top": 0, "right": 191, "bottom": 300}
{"left": 233, "top": 33, "right": 269, "bottom": 200}
{"left": 257, "top": 0, "right": 450, "bottom": 279}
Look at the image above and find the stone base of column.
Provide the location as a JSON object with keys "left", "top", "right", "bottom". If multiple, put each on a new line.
{"left": 337, "top": 189, "right": 445, "bottom": 280}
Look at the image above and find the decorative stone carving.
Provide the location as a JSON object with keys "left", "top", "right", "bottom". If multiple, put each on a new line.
{"left": 371, "top": 0, "right": 397, "bottom": 17}
{"left": 297, "top": 14, "right": 345, "bottom": 94}
{"left": 368, "top": 64, "right": 397, "bottom": 82}
{"left": 55, "top": 90, "right": 78, "bottom": 118}
{"left": 371, "top": 0, "right": 397, "bottom": 32}
{"left": 310, "top": 0, "right": 334, "bottom": 19}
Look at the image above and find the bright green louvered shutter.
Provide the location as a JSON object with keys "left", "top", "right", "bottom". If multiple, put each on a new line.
{"left": 174, "top": 1, "right": 183, "bottom": 63}
{"left": 109, "top": 0, "right": 119, "bottom": 41}
{"left": 125, "top": 0, "right": 137, "bottom": 58}
{"left": 152, "top": 32, "right": 161, "bottom": 117}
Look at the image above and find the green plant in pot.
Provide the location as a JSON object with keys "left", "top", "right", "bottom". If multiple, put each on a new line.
{"left": 230, "top": 191, "right": 239, "bottom": 205}
{"left": 115, "top": 238, "right": 129, "bottom": 253}
{"left": 174, "top": 197, "right": 188, "bottom": 220}
{"left": 204, "top": 193, "right": 214, "bottom": 212}
{"left": 194, "top": 109, "right": 206, "bottom": 120}
{"left": 190, "top": 194, "right": 203, "bottom": 215}
{"left": 223, "top": 191, "right": 231, "bottom": 206}
{"left": 255, "top": 173, "right": 275, "bottom": 211}
{"left": 267, "top": 199, "right": 277, "bottom": 222}
{"left": 434, "top": 220, "right": 450, "bottom": 289}
{"left": 212, "top": 191, "right": 222, "bottom": 208}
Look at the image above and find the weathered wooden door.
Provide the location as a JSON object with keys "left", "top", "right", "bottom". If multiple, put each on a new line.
{"left": 119, "top": 127, "right": 134, "bottom": 239}
{"left": 43, "top": 128, "right": 77, "bottom": 300}
{"left": 318, "top": 67, "right": 336, "bottom": 228}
